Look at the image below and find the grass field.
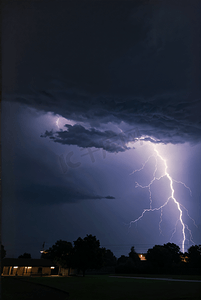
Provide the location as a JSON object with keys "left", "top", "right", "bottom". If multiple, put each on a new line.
{"left": 108, "top": 273, "right": 201, "bottom": 280}
{"left": 10, "top": 274, "right": 200, "bottom": 300}
{"left": 2, "top": 276, "right": 69, "bottom": 300}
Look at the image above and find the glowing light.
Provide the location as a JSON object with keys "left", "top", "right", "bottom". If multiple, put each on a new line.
{"left": 53, "top": 114, "right": 76, "bottom": 130}
{"left": 13, "top": 266, "right": 18, "bottom": 269}
{"left": 129, "top": 144, "right": 197, "bottom": 253}
{"left": 51, "top": 266, "right": 55, "bottom": 269}
{"left": 56, "top": 117, "right": 60, "bottom": 129}
{"left": 40, "top": 250, "right": 48, "bottom": 254}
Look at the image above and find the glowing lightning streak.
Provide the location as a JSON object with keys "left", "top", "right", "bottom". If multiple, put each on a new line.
{"left": 156, "top": 148, "right": 186, "bottom": 253}
{"left": 130, "top": 145, "right": 196, "bottom": 253}
{"left": 56, "top": 117, "right": 60, "bottom": 129}
{"left": 173, "top": 180, "right": 192, "bottom": 197}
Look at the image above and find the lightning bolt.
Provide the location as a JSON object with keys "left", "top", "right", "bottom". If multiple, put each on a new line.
{"left": 129, "top": 145, "right": 197, "bottom": 253}
{"left": 56, "top": 117, "right": 60, "bottom": 129}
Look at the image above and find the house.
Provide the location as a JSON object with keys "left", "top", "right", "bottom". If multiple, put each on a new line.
{"left": 2, "top": 258, "right": 58, "bottom": 276}
{"left": 59, "top": 267, "right": 77, "bottom": 276}
{"left": 138, "top": 253, "right": 146, "bottom": 261}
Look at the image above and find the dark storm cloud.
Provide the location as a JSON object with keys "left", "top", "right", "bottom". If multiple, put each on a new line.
{"left": 17, "top": 182, "right": 115, "bottom": 205}
{"left": 6, "top": 86, "right": 201, "bottom": 148}
{"left": 3, "top": 0, "right": 201, "bottom": 146}
{"left": 34, "top": 94, "right": 201, "bottom": 146}
{"left": 3, "top": 0, "right": 149, "bottom": 93}
{"left": 105, "top": 196, "right": 115, "bottom": 200}
{"left": 41, "top": 124, "right": 130, "bottom": 153}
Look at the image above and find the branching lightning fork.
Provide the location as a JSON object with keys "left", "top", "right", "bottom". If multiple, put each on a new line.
{"left": 129, "top": 146, "right": 197, "bottom": 253}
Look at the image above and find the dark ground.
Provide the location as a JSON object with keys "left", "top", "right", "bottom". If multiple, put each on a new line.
{"left": 2, "top": 276, "right": 69, "bottom": 300}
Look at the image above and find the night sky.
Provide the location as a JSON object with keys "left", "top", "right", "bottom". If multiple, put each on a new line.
{"left": 2, "top": 0, "right": 201, "bottom": 258}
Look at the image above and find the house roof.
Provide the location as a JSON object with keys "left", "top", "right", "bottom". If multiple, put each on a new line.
{"left": 3, "top": 258, "right": 56, "bottom": 267}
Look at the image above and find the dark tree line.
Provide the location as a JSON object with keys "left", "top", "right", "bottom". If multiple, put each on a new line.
{"left": 13, "top": 238, "right": 201, "bottom": 276}
{"left": 18, "top": 253, "right": 32, "bottom": 259}
{"left": 41, "top": 235, "right": 117, "bottom": 276}
{"left": 116, "top": 243, "right": 201, "bottom": 275}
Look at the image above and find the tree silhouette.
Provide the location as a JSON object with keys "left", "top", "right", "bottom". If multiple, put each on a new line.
{"left": 42, "top": 240, "right": 73, "bottom": 268}
{"left": 146, "top": 243, "right": 182, "bottom": 273}
{"left": 129, "top": 246, "right": 140, "bottom": 263}
{"left": 188, "top": 245, "right": 201, "bottom": 267}
{"left": 102, "top": 248, "right": 117, "bottom": 267}
{"left": 163, "top": 243, "right": 181, "bottom": 264}
{"left": 72, "top": 234, "right": 103, "bottom": 276}
{"left": 146, "top": 245, "right": 170, "bottom": 271}
{"left": 18, "top": 253, "right": 31, "bottom": 259}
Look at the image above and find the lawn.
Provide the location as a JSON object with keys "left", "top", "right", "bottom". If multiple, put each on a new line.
{"left": 23, "top": 275, "right": 201, "bottom": 300}
{"left": 2, "top": 276, "right": 69, "bottom": 300}
{"left": 111, "top": 273, "right": 201, "bottom": 280}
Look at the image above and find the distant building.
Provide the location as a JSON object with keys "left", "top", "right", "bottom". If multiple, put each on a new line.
{"left": 2, "top": 258, "right": 58, "bottom": 276}
{"left": 138, "top": 254, "right": 146, "bottom": 261}
{"left": 181, "top": 255, "right": 188, "bottom": 263}
{"left": 59, "top": 267, "right": 77, "bottom": 276}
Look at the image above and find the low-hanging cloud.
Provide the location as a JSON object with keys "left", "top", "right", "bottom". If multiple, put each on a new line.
{"left": 6, "top": 90, "right": 201, "bottom": 148}
{"left": 34, "top": 94, "right": 201, "bottom": 147}
{"left": 41, "top": 124, "right": 132, "bottom": 153}
{"left": 17, "top": 182, "right": 115, "bottom": 205}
